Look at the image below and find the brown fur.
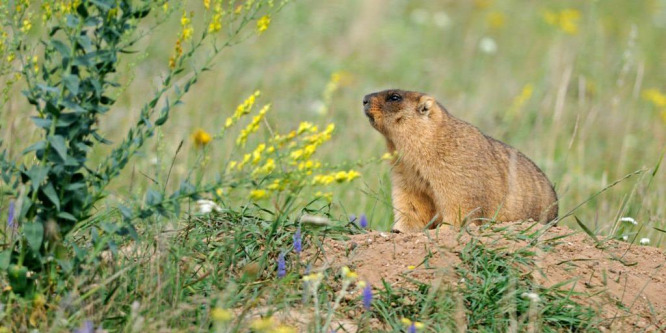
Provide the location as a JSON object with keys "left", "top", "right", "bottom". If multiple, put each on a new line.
{"left": 363, "top": 89, "right": 558, "bottom": 232}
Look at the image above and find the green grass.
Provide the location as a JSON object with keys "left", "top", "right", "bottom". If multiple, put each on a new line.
{"left": 1, "top": 0, "right": 665, "bottom": 331}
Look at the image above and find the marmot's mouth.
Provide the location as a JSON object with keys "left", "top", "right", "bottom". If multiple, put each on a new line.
{"left": 364, "top": 109, "right": 375, "bottom": 123}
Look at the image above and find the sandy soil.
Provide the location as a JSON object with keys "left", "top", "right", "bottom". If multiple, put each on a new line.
{"left": 307, "top": 221, "right": 666, "bottom": 331}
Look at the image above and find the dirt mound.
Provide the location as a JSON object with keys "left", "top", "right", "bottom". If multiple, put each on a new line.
{"left": 309, "top": 222, "right": 666, "bottom": 331}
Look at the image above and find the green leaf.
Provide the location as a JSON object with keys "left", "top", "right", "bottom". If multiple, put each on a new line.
{"left": 575, "top": 216, "right": 603, "bottom": 248}
{"left": 50, "top": 39, "right": 70, "bottom": 57}
{"left": 23, "top": 222, "right": 44, "bottom": 253}
{"left": 48, "top": 135, "right": 68, "bottom": 161}
{"left": 31, "top": 117, "right": 52, "bottom": 129}
{"left": 63, "top": 74, "right": 80, "bottom": 95}
{"left": 0, "top": 249, "right": 11, "bottom": 270}
{"left": 22, "top": 141, "right": 46, "bottom": 155}
{"left": 42, "top": 183, "right": 61, "bottom": 211}
{"left": 26, "top": 165, "right": 49, "bottom": 192}
{"left": 145, "top": 189, "right": 162, "bottom": 206}
{"left": 57, "top": 211, "right": 77, "bottom": 222}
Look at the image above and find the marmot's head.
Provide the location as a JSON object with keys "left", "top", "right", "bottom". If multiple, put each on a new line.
{"left": 363, "top": 89, "right": 443, "bottom": 139}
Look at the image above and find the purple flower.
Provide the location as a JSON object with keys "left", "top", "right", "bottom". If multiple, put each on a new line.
{"left": 362, "top": 283, "right": 372, "bottom": 309}
{"left": 277, "top": 252, "right": 286, "bottom": 278}
{"left": 359, "top": 214, "right": 368, "bottom": 228}
{"left": 349, "top": 214, "right": 356, "bottom": 222}
{"left": 74, "top": 320, "right": 94, "bottom": 333}
{"left": 408, "top": 323, "right": 416, "bottom": 333}
{"left": 293, "top": 228, "right": 302, "bottom": 253}
{"left": 7, "top": 200, "right": 15, "bottom": 228}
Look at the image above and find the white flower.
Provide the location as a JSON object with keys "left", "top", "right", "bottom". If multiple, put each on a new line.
{"left": 196, "top": 199, "right": 222, "bottom": 214}
{"left": 639, "top": 238, "right": 650, "bottom": 245}
{"left": 620, "top": 217, "right": 638, "bottom": 226}
{"left": 478, "top": 37, "right": 497, "bottom": 54}
{"left": 621, "top": 235, "right": 629, "bottom": 241}
{"left": 521, "top": 292, "right": 540, "bottom": 302}
{"left": 433, "top": 11, "right": 452, "bottom": 29}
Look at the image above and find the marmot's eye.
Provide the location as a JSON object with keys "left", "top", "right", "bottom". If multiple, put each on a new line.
{"left": 388, "top": 94, "right": 402, "bottom": 102}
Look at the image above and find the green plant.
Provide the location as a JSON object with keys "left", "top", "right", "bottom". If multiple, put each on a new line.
{"left": 0, "top": 0, "right": 285, "bottom": 295}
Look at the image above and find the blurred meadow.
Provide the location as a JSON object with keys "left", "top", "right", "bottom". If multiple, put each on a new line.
{"left": 3, "top": 0, "right": 666, "bottom": 243}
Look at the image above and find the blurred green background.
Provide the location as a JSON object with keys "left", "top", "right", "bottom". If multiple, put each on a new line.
{"left": 3, "top": 0, "right": 665, "bottom": 243}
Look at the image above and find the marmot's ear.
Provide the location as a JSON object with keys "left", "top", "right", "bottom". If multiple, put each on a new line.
{"left": 417, "top": 96, "right": 434, "bottom": 115}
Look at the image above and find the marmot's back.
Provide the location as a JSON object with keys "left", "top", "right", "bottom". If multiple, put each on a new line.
{"left": 363, "top": 89, "right": 558, "bottom": 232}
{"left": 485, "top": 137, "right": 558, "bottom": 222}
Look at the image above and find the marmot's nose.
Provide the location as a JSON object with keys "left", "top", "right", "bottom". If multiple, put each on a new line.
{"left": 362, "top": 95, "right": 370, "bottom": 111}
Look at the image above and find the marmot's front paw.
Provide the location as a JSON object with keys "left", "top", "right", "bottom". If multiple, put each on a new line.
{"left": 391, "top": 222, "right": 421, "bottom": 234}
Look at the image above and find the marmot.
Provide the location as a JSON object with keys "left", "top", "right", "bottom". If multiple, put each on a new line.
{"left": 363, "top": 89, "right": 558, "bottom": 232}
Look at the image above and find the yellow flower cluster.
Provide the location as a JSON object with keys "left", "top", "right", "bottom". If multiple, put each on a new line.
{"left": 249, "top": 316, "right": 296, "bottom": 333}
{"left": 486, "top": 11, "right": 505, "bottom": 29}
{"left": 543, "top": 9, "right": 580, "bottom": 35}
{"left": 181, "top": 11, "right": 194, "bottom": 40}
{"left": 208, "top": 2, "right": 224, "bottom": 33}
{"left": 381, "top": 151, "right": 397, "bottom": 161}
{"left": 237, "top": 104, "right": 271, "bottom": 146}
{"left": 251, "top": 158, "right": 276, "bottom": 177}
{"left": 257, "top": 15, "right": 271, "bottom": 34}
{"left": 249, "top": 189, "right": 268, "bottom": 200}
{"left": 31, "top": 55, "right": 39, "bottom": 74}
{"left": 401, "top": 318, "right": 425, "bottom": 330}
{"left": 643, "top": 88, "right": 666, "bottom": 107}
{"left": 297, "top": 160, "right": 321, "bottom": 174}
{"left": 211, "top": 307, "right": 232, "bottom": 322}
{"left": 192, "top": 128, "right": 213, "bottom": 147}
{"left": 341, "top": 266, "right": 358, "bottom": 280}
{"left": 312, "top": 170, "right": 360, "bottom": 185}
{"left": 289, "top": 124, "right": 335, "bottom": 161}
{"left": 314, "top": 191, "right": 332, "bottom": 202}
{"left": 302, "top": 272, "right": 324, "bottom": 282}
{"left": 509, "top": 83, "right": 533, "bottom": 116}
{"left": 642, "top": 88, "right": 666, "bottom": 124}
{"left": 225, "top": 91, "right": 261, "bottom": 129}
{"left": 20, "top": 17, "right": 32, "bottom": 33}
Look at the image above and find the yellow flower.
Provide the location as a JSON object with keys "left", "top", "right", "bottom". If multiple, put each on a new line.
{"left": 250, "top": 317, "right": 274, "bottom": 331}
{"left": 272, "top": 325, "right": 297, "bottom": 333}
{"left": 543, "top": 9, "right": 580, "bottom": 35}
{"left": 341, "top": 266, "right": 358, "bottom": 280}
{"left": 203, "top": 0, "right": 210, "bottom": 10}
{"left": 302, "top": 272, "right": 324, "bottom": 282}
{"left": 643, "top": 88, "right": 666, "bottom": 107}
{"left": 182, "top": 26, "right": 194, "bottom": 40}
{"left": 381, "top": 152, "right": 396, "bottom": 160}
{"left": 314, "top": 191, "right": 332, "bottom": 202}
{"left": 249, "top": 189, "right": 268, "bottom": 200}
{"left": 407, "top": 265, "right": 416, "bottom": 270}
{"left": 181, "top": 12, "right": 191, "bottom": 26}
{"left": 208, "top": 3, "right": 223, "bottom": 32}
{"left": 211, "top": 307, "right": 232, "bottom": 322}
{"left": 401, "top": 318, "right": 425, "bottom": 330}
{"left": 192, "top": 129, "right": 212, "bottom": 147}
{"left": 486, "top": 11, "right": 505, "bottom": 29}
{"left": 473, "top": 0, "right": 492, "bottom": 9}
{"left": 252, "top": 158, "right": 275, "bottom": 177}
{"left": 237, "top": 104, "right": 270, "bottom": 146}
{"left": 297, "top": 121, "right": 314, "bottom": 134}
{"left": 20, "top": 19, "right": 32, "bottom": 33}
{"left": 509, "top": 83, "right": 534, "bottom": 116}
{"left": 257, "top": 15, "right": 271, "bottom": 34}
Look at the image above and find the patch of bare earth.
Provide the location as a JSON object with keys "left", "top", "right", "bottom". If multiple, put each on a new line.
{"left": 307, "top": 221, "right": 666, "bottom": 331}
